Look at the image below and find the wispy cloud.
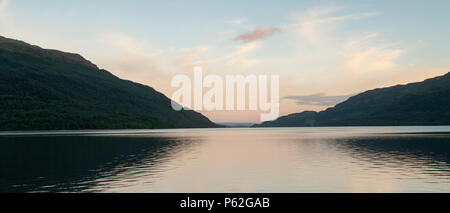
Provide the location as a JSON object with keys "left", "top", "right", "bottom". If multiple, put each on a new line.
{"left": 0, "top": 0, "right": 15, "bottom": 35}
{"left": 228, "top": 18, "right": 247, "bottom": 25}
{"left": 342, "top": 47, "right": 403, "bottom": 73}
{"left": 290, "top": 6, "right": 376, "bottom": 44}
{"left": 285, "top": 5, "right": 403, "bottom": 79}
{"left": 339, "top": 33, "right": 404, "bottom": 74}
{"left": 173, "top": 46, "right": 210, "bottom": 70}
{"left": 0, "top": 0, "right": 8, "bottom": 14}
{"left": 233, "top": 27, "right": 281, "bottom": 43}
{"left": 224, "top": 42, "right": 261, "bottom": 65}
{"left": 95, "top": 33, "right": 166, "bottom": 88}
{"left": 105, "top": 33, "right": 150, "bottom": 55}
{"left": 284, "top": 93, "right": 352, "bottom": 106}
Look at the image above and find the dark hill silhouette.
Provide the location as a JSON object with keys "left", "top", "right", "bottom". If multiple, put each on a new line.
{"left": 255, "top": 72, "right": 450, "bottom": 127}
{"left": 0, "top": 36, "right": 219, "bottom": 130}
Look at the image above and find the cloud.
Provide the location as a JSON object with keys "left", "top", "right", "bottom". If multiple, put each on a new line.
{"left": 0, "top": 0, "right": 14, "bottom": 34}
{"left": 233, "top": 27, "right": 281, "bottom": 43}
{"left": 94, "top": 33, "right": 168, "bottom": 90}
{"left": 0, "top": 0, "right": 9, "bottom": 21}
{"left": 0, "top": 0, "right": 7, "bottom": 14}
{"left": 105, "top": 33, "right": 150, "bottom": 55}
{"left": 173, "top": 46, "right": 210, "bottom": 71}
{"left": 229, "top": 18, "right": 247, "bottom": 25}
{"left": 224, "top": 42, "right": 261, "bottom": 65}
{"left": 290, "top": 6, "right": 376, "bottom": 44}
{"left": 285, "top": 6, "right": 403, "bottom": 78}
{"left": 343, "top": 47, "right": 403, "bottom": 73}
{"left": 339, "top": 33, "right": 404, "bottom": 74}
{"left": 284, "top": 93, "right": 352, "bottom": 106}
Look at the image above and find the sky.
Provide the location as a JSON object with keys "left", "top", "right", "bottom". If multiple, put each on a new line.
{"left": 1, "top": 0, "right": 450, "bottom": 123}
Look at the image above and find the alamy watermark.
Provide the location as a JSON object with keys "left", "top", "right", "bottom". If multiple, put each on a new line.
{"left": 171, "top": 67, "right": 279, "bottom": 122}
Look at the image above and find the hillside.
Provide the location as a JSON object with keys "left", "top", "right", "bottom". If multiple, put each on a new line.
{"left": 255, "top": 72, "right": 450, "bottom": 127}
{"left": 0, "top": 36, "right": 219, "bottom": 130}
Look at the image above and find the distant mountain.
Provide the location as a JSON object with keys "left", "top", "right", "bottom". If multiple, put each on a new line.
{"left": 255, "top": 72, "right": 450, "bottom": 127}
{"left": 0, "top": 36, "right": 219, "bottom": 130}
{"left": 218, "top": 122, "right": 256, "bottom": 128}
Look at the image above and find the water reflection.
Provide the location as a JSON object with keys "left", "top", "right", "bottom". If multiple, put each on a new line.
{"left": 0, "top": 135, "right": 200, "bottom": 192}
{"left": 333, "top": 135, "right": 450, "bottom": 182}
{"left": 1, "top": 127, "right": 450, "bottom": 193}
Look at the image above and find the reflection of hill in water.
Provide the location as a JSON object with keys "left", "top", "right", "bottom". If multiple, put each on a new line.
{"left": 333, "top": 134, "right": 450, "bottom": 178}
{"left": 0, "top": 135, "right": 199, "bottom": 192}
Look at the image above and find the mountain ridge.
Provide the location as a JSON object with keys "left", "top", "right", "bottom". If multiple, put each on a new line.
{"left": 0, "top": 35, "right": 219, "bottom": 130}
{"left": 0, "top": 36, "right": 98, "bottom": 69}
{"left": 255, "top": 72, "right": 450, "bottom": 127}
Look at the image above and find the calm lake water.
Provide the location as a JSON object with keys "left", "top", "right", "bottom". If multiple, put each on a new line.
{"left": 1, "top": 127, "right": 450, "bottom": 193}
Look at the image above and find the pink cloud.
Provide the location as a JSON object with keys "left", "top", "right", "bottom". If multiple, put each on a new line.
{"left": 233, "top": 27, "right": 281, "bottom": 43}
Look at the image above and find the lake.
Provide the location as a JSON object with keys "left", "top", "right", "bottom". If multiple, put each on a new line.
{"left": 1, "top": 126, "right": 450, "bottom": 193}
